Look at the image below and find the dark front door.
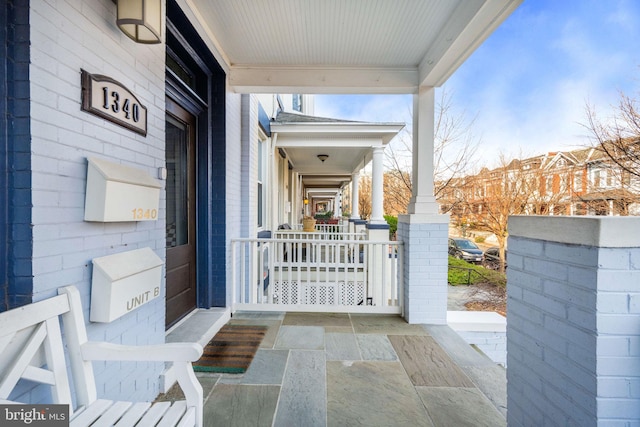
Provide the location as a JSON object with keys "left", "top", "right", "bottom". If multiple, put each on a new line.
{"left": 165, "top": 98, "right": 197, "bottom": 328}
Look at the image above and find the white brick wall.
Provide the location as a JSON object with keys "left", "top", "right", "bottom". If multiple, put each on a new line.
{"left": 240, "top": 94, "right": 259, "bottom": 238}
{"left": 448, "top": 311, "right": 507, "bottom": 366}
{"left": 397, "top": 215, "right": 449, "bottom": 324}
{"left": 457, "top": 330, "right": 507, "bottom": 365}
{"left": 225, "top": 90, "right": 243, "bottom": 304}
{"left": 30, "top": 0, "right": 166, "bottom": 402}
{"left": 507, "top": 216, "right": 640, "bottom": 426}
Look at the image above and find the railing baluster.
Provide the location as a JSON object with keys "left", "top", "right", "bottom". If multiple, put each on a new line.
{"left": 230, "top": 236, "right": 402, "bottom": 312}
{"left": 231, "top": 241, "right": 237, "bottom": 308}
{"left": 240, "top": 242, "right": 246, "bottom": 304}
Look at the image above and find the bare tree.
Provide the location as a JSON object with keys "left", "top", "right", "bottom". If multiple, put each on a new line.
{"left": 585, "top": 93, "right": 640, "bottom": 178}
{"left": 465, "top": 155, "right": 531, "bottom": 272}
{"left": 383, "top": 171, "right": 412, "bottom": 215}
{"left": 385, "top": 89, "right": 480, "bottom": 214}
{"left": 358, "top": 175, "right": 372, "bottom": 220}
{"left": 583, "top": 93, "right": 640, "bottom": 214}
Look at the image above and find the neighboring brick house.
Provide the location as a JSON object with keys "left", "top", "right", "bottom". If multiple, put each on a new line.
{"left": 439, "top": 145, "right": 640, "bottom": 225}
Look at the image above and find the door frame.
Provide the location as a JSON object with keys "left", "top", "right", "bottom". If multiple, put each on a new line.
{"left": 167, "top": 0, "right": 227, "bottom": 310}
{"left": 165, "top": 98, "right": 198, "bottom": 327}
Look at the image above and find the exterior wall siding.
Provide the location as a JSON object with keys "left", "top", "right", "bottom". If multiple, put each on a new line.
{"left": 27, "top": 0, "right": 166, "bottom": 402}
{"left": 507, "top": 216, "right": 640, "bottom": 426}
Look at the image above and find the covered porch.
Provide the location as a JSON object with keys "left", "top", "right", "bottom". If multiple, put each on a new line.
{"left": 164, "top": 312, "right": 507, "bottom": 426}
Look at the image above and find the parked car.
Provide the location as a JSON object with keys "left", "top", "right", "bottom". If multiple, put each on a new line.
{"left": 483, "top": 246, "right": 507, "bottom": 270}
{"left": 448, "top": 238, "right": 484, "bottom": 264}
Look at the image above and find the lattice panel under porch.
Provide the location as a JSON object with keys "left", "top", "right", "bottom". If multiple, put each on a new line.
{"left": 306, "top": 283, "right": 337, "bottom": 305}
{"left": 273, "top": 281, "right": 365, "bottom": 305}
{"left": 273, "top": 281, "right": 301, "bottom": 305}
{"left": 340, "top": 281, "right": 366, "bottom": 305}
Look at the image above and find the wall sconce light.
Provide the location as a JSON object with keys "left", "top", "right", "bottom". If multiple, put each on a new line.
{"left": 304, "top": 198, "right": 309, "bottom": 205}
{"left": 117, "top": 0, "right": 162, "bottom": 44}
{"left": 317, "top": 154, "right": 329, "bottom": 162}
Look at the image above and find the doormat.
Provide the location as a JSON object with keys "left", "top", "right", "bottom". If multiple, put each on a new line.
{"left": 192, "top": 324, "right": 268, "bottom": 374}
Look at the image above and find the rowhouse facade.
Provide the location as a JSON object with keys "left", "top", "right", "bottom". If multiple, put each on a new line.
{"left": 440, "top": 146, "right": 640, "bottom": 228}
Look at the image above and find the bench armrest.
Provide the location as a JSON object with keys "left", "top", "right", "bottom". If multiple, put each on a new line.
{"left": 81, "top": 342, "right": 203, "bottom": 362}
{"left": 81, "top": 341, "right": 204, "bottom": 427}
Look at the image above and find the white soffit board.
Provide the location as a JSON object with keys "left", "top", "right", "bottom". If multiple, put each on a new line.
{"left": 179, "top": 0, "right": 523, "bottom": 92}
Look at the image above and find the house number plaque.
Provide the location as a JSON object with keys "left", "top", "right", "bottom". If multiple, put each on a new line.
{"left": 81, "top": 69, "right": 148, "bottom": 136}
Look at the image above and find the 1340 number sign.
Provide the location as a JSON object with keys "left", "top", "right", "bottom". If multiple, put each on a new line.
{"left": 132, "top": 208, "right": 158, "bottom": 220}
{"left": 81, "top": 69, "right": 148, "bottom": 136}
{"left": 103, "top": 87, "right": 141, "bottom": 123}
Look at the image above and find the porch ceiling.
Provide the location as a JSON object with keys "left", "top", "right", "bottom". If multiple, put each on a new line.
{"left": 273, "top": 118, "right": 404, "bottom": 189}
{"left": 177, "top": 0, "right": 523, "bottom": 93}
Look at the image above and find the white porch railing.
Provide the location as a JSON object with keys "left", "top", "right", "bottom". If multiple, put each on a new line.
{"left": 292, "top": 222, "right": 348, "bottom": 234}
{"left": 231, "top": 235, "right": 403, "bottom": 314}
{"left": 274, "top": 229, "right": 365, "bottom": 241}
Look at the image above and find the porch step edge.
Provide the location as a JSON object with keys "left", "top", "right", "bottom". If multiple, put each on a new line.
{"left": 160, "top": 307, "right": 231, "bottom": 392}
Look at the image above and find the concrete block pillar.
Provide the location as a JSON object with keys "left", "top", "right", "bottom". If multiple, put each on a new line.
{"left": 397, "top": 214, "right": 449, "bottom": 324}
{"left": 507, "top": 216, "right": 640, "bottom": 426}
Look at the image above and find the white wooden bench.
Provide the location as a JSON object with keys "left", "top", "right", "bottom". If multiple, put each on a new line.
{"left": 0, "top": 286, "right": 204, "bottom": 426}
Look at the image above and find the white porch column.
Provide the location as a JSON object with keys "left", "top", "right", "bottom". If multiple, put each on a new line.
{"left": 370, "top": 146, "right": 385, "bottom": 224}
{"left": 270, "top": 134, "right": 279, "bottom": 229}
{"left": 351, "top": 172, "right": 360, "bottom": 219}
{"left": 398, "top": 86, "right": 449, "bottom": 324}
{"left": 408, "top": 86, "right": 439, "bottom": 215}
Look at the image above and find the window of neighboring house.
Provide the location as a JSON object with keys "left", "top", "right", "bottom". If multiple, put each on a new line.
{"left": 593, "top": 170, "right": 602, "bottom": 188}
{"left": 257, "top": 136, "right": 266, "bottom": 228}
{"left": 546, "top": 176, "right": 553, "bottom": 194}
{"left": 574, "top": 171, "right": 583, "bottom": 192}
{"left": 560, "top": 174, "right": 569, "bottom": 193}
{"left": 605, "top": 169, "right": 613, "bottom": 187}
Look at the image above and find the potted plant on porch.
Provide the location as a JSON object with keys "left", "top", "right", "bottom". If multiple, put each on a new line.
{"left": 302, "top": 215, "right": 317, "bottom": 232}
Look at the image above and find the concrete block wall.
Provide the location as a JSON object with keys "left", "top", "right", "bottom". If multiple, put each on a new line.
{"left": 397, "top": 214, "right": 449, "bottom": 324}
{"left": 507, "top": 216, "right": 640, "bottom": 426}
{"left": 28, "top": 0, "right": 166, "bottom": 403}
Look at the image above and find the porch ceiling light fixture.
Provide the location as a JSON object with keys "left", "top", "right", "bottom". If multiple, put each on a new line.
{"left": 117, "top": 0, "right": 162, "bottom": 44}
{"left": 317, "top": 154, "right": 329, "bottom": 162}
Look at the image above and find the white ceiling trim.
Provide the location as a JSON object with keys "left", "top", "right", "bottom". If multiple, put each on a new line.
{"left": 272, "top": 123, "right": 405, "bottom": 145}
{"left": 175, "top": 0, "right": 523, "bottom": 94}
{"left": 420, "top": 0, "right": 523, "bottom": 86}
{"left": 276, "top": 139, "right": 383, "bottom": 148}
{"left": 175, "top": 0, "right": 231, "bottom": 73}
{"left": 228, "top": 66, "right": 419, "bottom": 94}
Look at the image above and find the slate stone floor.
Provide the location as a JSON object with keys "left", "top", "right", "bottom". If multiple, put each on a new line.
{"left": 192, "top": 312, "right": 507, "bottom": 427}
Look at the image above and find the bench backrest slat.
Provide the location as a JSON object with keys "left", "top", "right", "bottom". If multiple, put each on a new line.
{"left": 0, "top": 295, "right": 70, "bottom": 336}
{"left": 0, "top": 289, "right": 91, "bottom": 410}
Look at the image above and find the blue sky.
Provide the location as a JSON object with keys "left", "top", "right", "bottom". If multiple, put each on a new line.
{"left": 314, "top": 0, "right": 640, "bottom": 168}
